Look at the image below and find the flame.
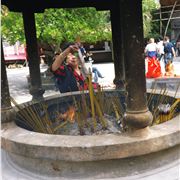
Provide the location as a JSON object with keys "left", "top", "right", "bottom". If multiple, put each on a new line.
{"left": 57, "top": 106, "right": 75, "bottom": 123}
{"left": 67, "top": 106, "right": 76, "bottom": 123}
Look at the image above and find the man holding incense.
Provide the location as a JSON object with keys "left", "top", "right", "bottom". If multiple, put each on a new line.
{"left": 51, "top": 43, "right": 98, "bottom": 93}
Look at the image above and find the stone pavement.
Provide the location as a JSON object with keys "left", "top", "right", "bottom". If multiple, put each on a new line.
{"left": 6, "top": 62, "right": 116, "bottom": 104}
{"left": 1, "top": 146, "right": 180, "bottom": 180}
{"left": 6, "top": 57, "right": 180, "bottom": 104}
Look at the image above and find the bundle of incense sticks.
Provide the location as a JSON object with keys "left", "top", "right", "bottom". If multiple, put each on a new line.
{"left": 78, "top": 49, "right": 89, "bottom": 78}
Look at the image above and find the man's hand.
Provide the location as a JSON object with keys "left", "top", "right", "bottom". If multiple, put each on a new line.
{"left": 68, "top": 44, "right": 79, "bottom": 53}
{"left": 52, "top": 43, "right": 79, "bottom": 72}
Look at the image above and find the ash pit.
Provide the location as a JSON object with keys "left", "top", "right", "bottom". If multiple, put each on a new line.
{"left": 14, "top": 90, "right": 179, "bottom": 135}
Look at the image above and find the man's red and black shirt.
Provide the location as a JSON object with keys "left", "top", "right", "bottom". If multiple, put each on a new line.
{"left": 51, "top": 65, "right": 87, "bottom": 93}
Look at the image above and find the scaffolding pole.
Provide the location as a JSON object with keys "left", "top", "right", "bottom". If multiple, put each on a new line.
{"left": 164, "top": 0, "right": 178, "bottom": 37}
{"left": 160, "top": 4, "right": 162, "bottom": 36}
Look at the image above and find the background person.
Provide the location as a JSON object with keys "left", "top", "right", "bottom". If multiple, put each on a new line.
{"left": 163, "top": 36, "right": 176, "bottom": 66}
{"left": 144, "top": 38, "right": 158, "bottom": 58}
{"left": 156, "top": 36, "right": 164, "bottom": 61}
{"left": 176, "top": 36, "right": 180, "bottom": 56}
{"left": 78, "top": 43, "right": 104, "bottom": 83}
{"left": 145, "top": 38, "right": 162, "bottom": 78}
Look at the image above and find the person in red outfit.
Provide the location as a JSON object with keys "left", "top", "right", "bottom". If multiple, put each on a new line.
{"left": 145, "top": 38, "right": 162, "bottom": 78}
{"left": 146, "top": 56, "right": 162, "bottom": 78}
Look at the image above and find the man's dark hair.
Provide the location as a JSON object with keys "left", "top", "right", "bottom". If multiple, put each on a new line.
{"left": 158, "top": 36, "right": 163, "bottom": 41}
{"left": 59, "top": 42, "right": 76, "bottom": 64}
{"left": 164, "top": 36, "right": 169, "bottom": 42}
{"left": 60, "top": 42, "right": 75, "bottom": 51}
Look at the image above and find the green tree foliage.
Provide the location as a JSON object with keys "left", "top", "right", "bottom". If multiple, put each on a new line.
{"left": 1, "top": 6, "right": 25, "bottom": 44}
{"left": 1, "top": 7, "right": 111, "bottom": 46}
{"left": 2, "top": 1, "right": 160, "bottom": 46}
{"left": 142, "top": 0, "right": 159, "bottom": 38}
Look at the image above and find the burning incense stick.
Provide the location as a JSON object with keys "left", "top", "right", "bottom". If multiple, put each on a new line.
{"left": 94, "top": 96, "right": 107, "bottom": 129}
{"left": 87, "top": 73, "right": 97, "bottom": 129}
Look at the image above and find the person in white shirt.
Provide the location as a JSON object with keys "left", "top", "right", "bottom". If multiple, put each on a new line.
{"left": 79, "top": 45, "right": 104, "bottom": 83}
{"left": 156, "top": 37, "right": 164, "bottom": 61}
{"left": 144, "top": 38, "right": 158, "bottom": 58}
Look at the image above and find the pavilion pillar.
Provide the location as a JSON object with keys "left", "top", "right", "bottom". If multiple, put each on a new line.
{"left": 122, "top": 0, "right": 153, "bottom": 129}
{"left": 22, "top": 11, "right": 44, "bottom": 101}
{"left": 1, "top": 41, "right": 11, "bottom": 109}
{"left": 1, "top": 40, "right": 15, "bottom": 122}
{"left": 110, "top": 3, "right": 125, "bottom": 89}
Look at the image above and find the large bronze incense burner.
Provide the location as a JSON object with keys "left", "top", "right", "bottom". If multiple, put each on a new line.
{"left": 1, "top": 90, "right": 180, "bottom": 179}
{"left": 12, "top": 90, "right": 179, "bottom": 136}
